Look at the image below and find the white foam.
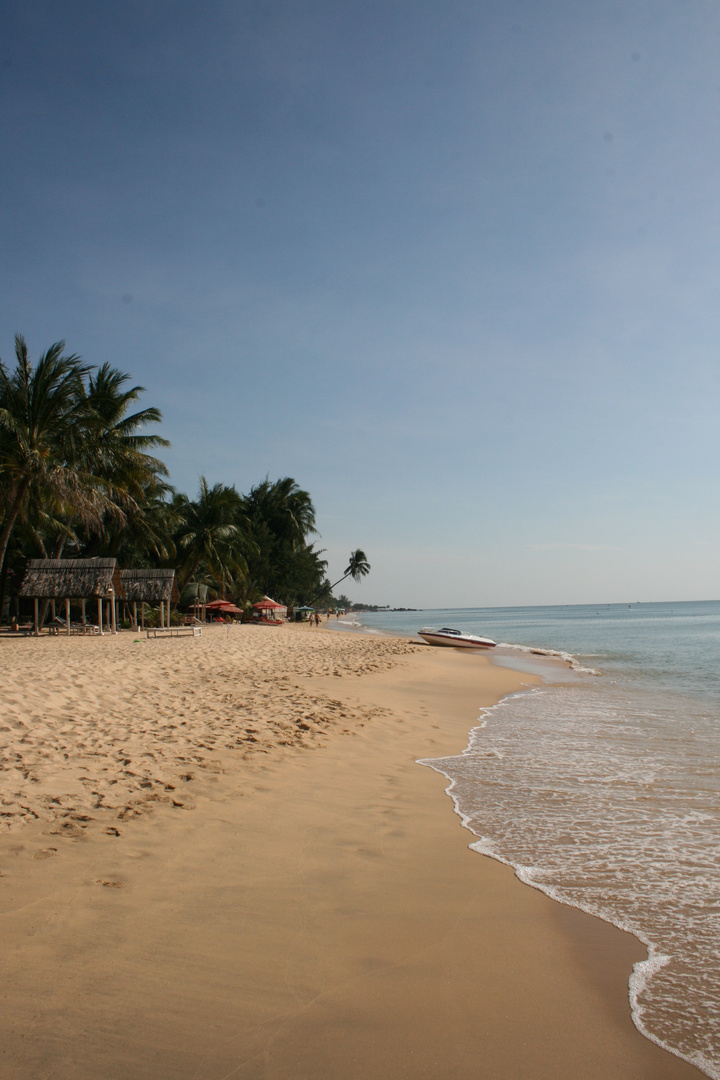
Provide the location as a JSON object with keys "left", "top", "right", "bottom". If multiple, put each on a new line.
{"left": 498, "top": 641, "right": 602, "bottom": 676}
{"left": 418, "top": 679, "right": 720, "bottom": 1078}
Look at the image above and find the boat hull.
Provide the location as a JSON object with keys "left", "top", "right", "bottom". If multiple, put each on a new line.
{"left": 418, "top": 630, "right": 496, "bottom": 649}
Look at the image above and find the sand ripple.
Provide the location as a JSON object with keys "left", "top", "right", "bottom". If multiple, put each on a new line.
{"left": 0, "top": 625, "right": 419, "bottom": 836}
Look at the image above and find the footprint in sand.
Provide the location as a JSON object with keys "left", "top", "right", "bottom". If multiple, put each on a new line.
{"left": 47, "top": 821, "right": 84, "bottom": 838}
{"left": 33, "top": 848, "right": 57, "bottom": 859}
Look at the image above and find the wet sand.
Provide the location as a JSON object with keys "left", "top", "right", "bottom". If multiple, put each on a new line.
{"left": 0, "top": 625, "right": 705, "bottom": 1078}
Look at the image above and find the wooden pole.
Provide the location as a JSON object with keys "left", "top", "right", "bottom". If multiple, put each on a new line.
{"left": 66, "top": 598, "right": 71, "bottom": 636}
{"left": 133, "top": 601, "right": 138, "bottom": 631}
{"left": 141, "top": 602, "right": 145, "bottom": 631}
{"left": 98, "top": 597, "right": 103, "bottom": 635}
{"left": 160, "top": 600, "right": 165, "bottom": 628}
{"left": 110, "top": 593, "right": 117, "bottom": 635}
{"left": 34, "top": 598, "right": 39, "bottom": 636}
{"left": 81, "top": 599, "right": 86, "bottom": 626}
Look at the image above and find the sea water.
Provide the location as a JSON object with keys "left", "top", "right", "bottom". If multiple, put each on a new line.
{"left": 354, "top": 603, "right": 720, "bottom": 1078}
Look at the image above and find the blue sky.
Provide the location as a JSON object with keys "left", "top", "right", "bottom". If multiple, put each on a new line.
{"left": 2, "top": 0, "right": 719, "bottom": 606}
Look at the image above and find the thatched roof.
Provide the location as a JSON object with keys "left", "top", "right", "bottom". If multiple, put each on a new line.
{"left": 18, "top": 559, "right": 122, "bottom": 600}
{"left": 120, "top": 569, "right": 179, "bottom": 603}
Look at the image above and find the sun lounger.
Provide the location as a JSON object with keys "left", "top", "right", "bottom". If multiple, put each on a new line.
{"left": 49, "top": 617, "right": 100, "bottom": 636}
{"left": 146, "top": 626, "right": 202, "bottom": 638}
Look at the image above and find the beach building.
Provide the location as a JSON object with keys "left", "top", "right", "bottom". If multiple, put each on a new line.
{"left": 18, "top": 557, "right": 123, "bottom": 635}
{"left": 120, "top": 568, "right": 179, "bottom": 631}
{"left": 253, "top": 596, "right": 287, "bottom": 622}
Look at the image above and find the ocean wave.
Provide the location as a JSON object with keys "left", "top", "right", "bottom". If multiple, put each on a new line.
{"left": 498, "top": 641, "right": 601, "bottom": 676}
{"left": 417, "top": 683, "right": 720, "bottom": 1080}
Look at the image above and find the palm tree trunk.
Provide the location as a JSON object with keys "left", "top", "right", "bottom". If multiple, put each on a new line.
{"left": 178, "top": 554, "right": 202, "bottom": 592}
{"left": 0, "top": 556, "right": 9, "bottom": 626}
{"left": 0, "top": 477, "right": 30, "bottom": 574}
{"left": 309, "top": 571, "right": 349, "bottom": 608}
{"left": 0, "top": 475, "right": 31, "bottom": 623}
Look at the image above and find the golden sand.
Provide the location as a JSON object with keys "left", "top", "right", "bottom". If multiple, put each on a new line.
{"left": 0, "top": 624, "right": 704, "bottom": 1078}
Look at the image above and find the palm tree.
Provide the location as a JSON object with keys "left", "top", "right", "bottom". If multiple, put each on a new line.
{"left": 75, "top": 364, "right": 171, "bottom": 562}
{"left": 241, "top": 477, "right": 319, "bottom": 601}
{"left": 174, "top": 477, "right": 250, "bottom": 590}
{"left": 79, "top": 362, "right": 169, "bottom": 504}
{"left": 243, "top": 477, "right": 317, "bottom": 549}
{"left": 0, "top": 335, "right": 101, "bottom": 583}
{"left": 88, "top": 475, "right": 178, "bottom": 567}
{"left": 312, "top": 549, "right": 370, "bottom": 604}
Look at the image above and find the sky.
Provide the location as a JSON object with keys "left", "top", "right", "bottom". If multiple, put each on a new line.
{"left": 2, "top": 0, "right": 720, "bottom": 607}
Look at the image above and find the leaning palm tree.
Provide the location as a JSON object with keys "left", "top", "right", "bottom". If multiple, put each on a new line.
{"left": 311, "top": 549, "right": 370, "bottom": 605}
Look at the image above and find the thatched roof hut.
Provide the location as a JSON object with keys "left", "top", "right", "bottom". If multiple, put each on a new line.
{"left": 120, "top": 569, "right": 179, "bottom": 603}
{"left": 18, "top": 558, "right": 122, "bottom": 600}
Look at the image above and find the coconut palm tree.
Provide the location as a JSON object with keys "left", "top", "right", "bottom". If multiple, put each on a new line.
{"left": 79, "top": 362, "right": 169, "bottom": 505}
{"left": 311, "top": 549, "right": 370, "bottom": 605}
{"left": 241, "top": 477, "right": 321, "bottom": 601}
{"left": 243, "top": 477, "right": 317, "bottom": 549}
{"left": 0, "top": 335, "right": 104, "bottom": 585}
{"left": 174, "top": 477, "right": 250, "bottom": 590}
{"left": 74, "top": 364, "right": 172, "bottom": 563}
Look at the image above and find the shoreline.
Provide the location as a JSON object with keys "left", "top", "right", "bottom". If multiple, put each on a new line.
{"left": 0, "top": 625, "right": 705, "bottom": 1078}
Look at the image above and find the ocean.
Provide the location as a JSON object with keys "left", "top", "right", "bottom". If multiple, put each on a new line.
{"left": 351, "top": 602, "right": 720, "bottom": 1078}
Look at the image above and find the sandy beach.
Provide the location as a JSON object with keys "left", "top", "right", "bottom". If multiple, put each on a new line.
{"left": 0, "top": 624, "right": 705, "bottom": 1079}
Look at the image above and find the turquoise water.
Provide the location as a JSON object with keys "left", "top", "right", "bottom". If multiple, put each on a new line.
{"left": 353, "top": 602, "right": 720, "bottom": 1077}
{"left": 356, "top": 601, "right": 720, "bottom": 699}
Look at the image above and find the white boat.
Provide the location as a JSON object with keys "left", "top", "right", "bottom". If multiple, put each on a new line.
{"left": 418, "top": 626, "right": 496, "bottom": 649}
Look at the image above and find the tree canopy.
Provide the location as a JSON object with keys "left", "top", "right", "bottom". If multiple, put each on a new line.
{"left": 0, "top": 336, "right": 369, "bottom": 620}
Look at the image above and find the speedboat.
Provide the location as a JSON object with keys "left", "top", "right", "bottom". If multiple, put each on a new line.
{"left": 418, "top": 626, "right": 496, "bottom": 649}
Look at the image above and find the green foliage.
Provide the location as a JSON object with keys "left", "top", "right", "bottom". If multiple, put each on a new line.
{"left": 310, "top": 549, "right": 371, "bottom": 606}
{"left": 0, "top": 334, "right": 369, "bottom": 618}
{"left": 240, "top": 477, "right": 326, "bottom": 605}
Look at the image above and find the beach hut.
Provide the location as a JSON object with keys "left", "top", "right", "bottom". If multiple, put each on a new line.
{"left": 252, "top": 596, "right": 287, "bottom": 623}
{"left": 18, "top": 558, "right": 123, "bottom": 636}
{"left": 120, "top": 569, "right": 179, "bottom": 631}
{"left": 204, "top": 598, "right": 242, "bottom": 621}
